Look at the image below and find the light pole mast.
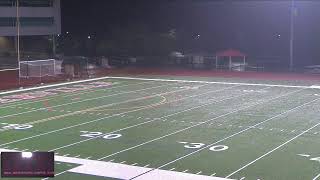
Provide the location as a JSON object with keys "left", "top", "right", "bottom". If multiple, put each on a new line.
{"left": 289, "top": 0, "right": 295, "bottom": 71}
{"left": 16, "top": 0, "right": 21, "bottom": 84}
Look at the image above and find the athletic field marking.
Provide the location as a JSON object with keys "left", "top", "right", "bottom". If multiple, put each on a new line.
{"left": 169, "top": 168, "right": 175, "bottom": 171}
{"left": 96, "top": 88, "right": 306, "bottom": 161}
{"left": 144, "top": 164, "right": 150, "bottom": 167}
{"left": 0, "top": 81, "right": 154, "bottom": 109}
{"left": 0, "top": 83, "right": 209, "bottom": 129}
{"left": 49, "top": 86, "right": 256, "bottom": 152}
{"left": 313, "top": 173, "right": 320, "bottom": 180}
{"left": 0, "top": 94, "right": 165, "bottom": 132}
{"left": 0, "top": 82, "right": 176, "bottom": 119}
{"left": 0, "top": 76, "right": 122, "bottom": 96}
{"left": 0, "top": 85, "right": 239, "bottom": 147}
{"left": 107, "top": 76, "right": 320, "bottom": 89}
{"left": 226, "top": 119, "right": 320, "bottom": 178}
{"left": 211, "top": 173, "right": 217, "bottom": 176}
{"left": 297, "top": 154, "right": 311, "bottom": 157}
{"left": 42, "top": 170, "right": 69, "bottom": 180}
{"left": 130, "top": 90, "right": 318, "bottom": 179}
{"left": 196, "top": 171, "right": 202, "bottom": 174}
{"left": 132, "top": 163, "right": 138, "bottom": 166}
{"left": 183, "top": 169, "right": 189, "bottom": 173}
{"left": 1, "top": 74, "right": 318, "bottom": 97}
{"left": 0, "top": 68, "right": 19, "bottom": 72}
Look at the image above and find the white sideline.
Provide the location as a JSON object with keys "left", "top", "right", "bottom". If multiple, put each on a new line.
{"left": 0, "top": 68, "right": 19, "bottom": 72}
{"left": 107, "top": 76, "right": 320, "bottom": 89}
{"left": 226, "top": 119, "right": 320, "bottom": 178}
{"left": 1, "top": 75, "right": 319, "bottom": 96}
{"left": 0, "top": 148, "right": 231, "bottom": 180}
{"left": 0, "top": 76, "right": 113, "bottom": 96}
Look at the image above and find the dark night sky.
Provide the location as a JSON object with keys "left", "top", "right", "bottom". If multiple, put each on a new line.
{"left": 61, "top": 0, "right": 320, "bottom": 65}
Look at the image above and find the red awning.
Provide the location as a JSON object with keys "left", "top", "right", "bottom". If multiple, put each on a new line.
{"left": 216, "top": 49, "right": 246, "bottom": 57}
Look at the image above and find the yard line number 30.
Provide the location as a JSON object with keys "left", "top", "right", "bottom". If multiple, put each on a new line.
{"left": 178, "top": 141, "right": 229, "bottom": 152}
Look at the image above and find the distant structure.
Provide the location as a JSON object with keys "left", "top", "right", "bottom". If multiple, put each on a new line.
{"left": 0, "top": 0, "right": 61, "bottom": 36}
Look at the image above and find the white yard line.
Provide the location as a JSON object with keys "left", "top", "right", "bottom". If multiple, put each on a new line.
{"left": 313, "top": 173, "right": 320, "bottom": 180}
{"left": 96, "top": 88, "right": 304, "bottom": 161}
{"left": 0, "top": 82, "right": 175, "bottom": 119}
{"left": 50, "top": 86, "right": 256, "bottom": 152}
{"left": 129, "top": 89, "right": 319, "bottom": 180}
{"left": 0, "top": 84, "right": 237, "bottom": 147}
{"left": 226, "top": 120, "right": 320, "bottom": 178}
{"left": 0, "top": 81, "right": 153, "bottom": 109}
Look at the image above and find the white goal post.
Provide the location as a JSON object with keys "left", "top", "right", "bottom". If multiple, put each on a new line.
{"left": 19, "top": 59, "right": 56, "bottom": 78}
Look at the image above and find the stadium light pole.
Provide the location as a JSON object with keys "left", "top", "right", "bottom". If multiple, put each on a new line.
{"left": 289, "top": 0, "right": 295, "bottom": 71}
{"left": 16, "top": 0, "right": 21, "bottom": 85}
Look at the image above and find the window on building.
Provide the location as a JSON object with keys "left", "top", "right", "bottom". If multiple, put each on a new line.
{"left": 20, "top": 17, "right": 54, "bottom": 26}
{"left": 0, "top": 0, "right": 15, "bottom": 6}
{"left": 19, "top": 0, "right": 53, "bottom": 7}
{"left": 0, "top": 17, "right": 54, "bottom": 27}
{"left": 0, "top": 17, "right": 15, "bottom": 27}
{"left": 0, "top": 0, "right": 53, "bottom": 7}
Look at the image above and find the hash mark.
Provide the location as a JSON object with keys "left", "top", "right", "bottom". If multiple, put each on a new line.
{"left": 169, "top": 168, "right": 175, "bottom": 171}
{"left": 109, "top": 159, "right": 114, "bottom": 162}
{"left": 132, "top": 163, "right": 138, "bottom": 166}
{"left": 196, "top": 171, "right": 202, "bottom": 174}
{"left": 182, "top": 169, "right": 189, "bottom": 173}
{"left": 210, "top": 173, "right": 216, "bottom": 176}
{"left": 144, "top": 164, "right": 150, "bottom": 167}
{"left": 178, "top": 141, "right": 188, "bottom": 144}
{"left": 240, "top": 177, "right": 246, "bottom": 180}
{"left": 74, "top": 155, "right": 81, "bottom": 158}
{"left": 297, "top": 154, "right": 311, "bottom": 157}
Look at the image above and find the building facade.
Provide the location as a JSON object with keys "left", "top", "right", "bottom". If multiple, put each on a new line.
{"left": 0, "top": 0, "right": 61, "bottom": 36}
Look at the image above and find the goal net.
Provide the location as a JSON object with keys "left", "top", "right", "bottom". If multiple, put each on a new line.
{"left": 19, "top": 59, "right": 56, "bottom": 78}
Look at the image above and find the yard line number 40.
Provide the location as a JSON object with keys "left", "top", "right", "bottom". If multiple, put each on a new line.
{"left": 80, "top": 131, "right": 122, "bottom": 140}
{"left": 178, "top": 141, "right": 229, "bottom": 152}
